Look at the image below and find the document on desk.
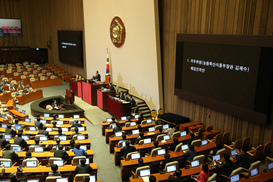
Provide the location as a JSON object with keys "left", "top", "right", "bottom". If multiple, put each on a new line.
{"left": 142, "top": 177, "right": 149, "bottom": 182}
{"left": 147, "top": 132, "right": 155, "bottom": 135}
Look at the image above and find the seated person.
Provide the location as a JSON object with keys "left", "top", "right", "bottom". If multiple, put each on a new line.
{"left": 14, "top": 132, "right": 27, "bottom": 149}
{"left": 118, "top": 133, "right": 128, "bottom": 144}
{"left": 164, "top": 124, "right": 176, "bottom": 137}
{"left": 48, "top": 164, "right": 62, "bottom": 176}
{"left": 75, "top": 158, "right": 92, "bottom": 174}
{"left": 118, "top": 91, "right": 125, "bottom": 100}
{"left": 18, "top": 83, "right": 25, "bottom": 89}
{"left": 160, "top": 153, "right": 172, "bottom": 170}
{"left": 9, "top": 83, "right": 16, "bottom": 91}
{"left": 124, "top": 92, "right": 129, "bottom": 101}
{"left": 12, "top": 119, "right": 21, "bottom": 129}
{"left": 52, "top": 99, "right": 59, "bottom": 109}
{"left": 25, "top": 151, "right": 38, "bottom": 160}
{"left": 73, "top": 142, "right": 87, "bottom": 157}
{"left": 2, "top": 144, "right": 18, "bottom": 164}
{"left": 72, "top": 120, "right": 82, "bottom": 128}
{"left": 55, "top": 128, "right": 65, "bottom": 137}
{"left": 35, "top": 118, "right": 43, "bottom": 130}
{"left": 8, "top": 169, "right": 27, "bottom": 182}
{"left": 5, "top": 124, "right": 16, "bottom": 136}
{"left": 149, "top": 141, "right": 159, "bottom": 155}
{"left": 120, "top": 141, "right": 136, "bottom": 158}
{"left": 113, "top": 122, "right": 122, "bottom": 133}
{"left": 168, "top": 169, "right": 187, "bottom": 182}
{"left": 38, "top": 125, "right": 49, "bottom": 138}
{"left": 54, "top": 144, "right": 69, "bottom": 161}
{"left": 0, "top": 134, "right": 8, "bottom": 150}
{"left": 235, "top": 147, "right": 250, "bottom": 169}
{"left": 72, "top": 127, "right": 81, "bottom": 138}
{"left": 135, "top": 132, "right": 145, "bottom": 145}
{"left": 22, "top": 87, "right": 29, "bottom": 94}
{"left": 134, "top": 158, "right": 145, "bottom": 173}
{"left": 51, "top": 114, "right": 59, "bottom": 123}
{"left": 109, "top": 83, "right": 115, "bottom": 92}
{"left": 169, "top": 138, "right": 179, "bottom": 151}
{"left": 153, "top": 128, "right": 163, "bottom": 140}
{"left": 188, "top": 132, "right": 197, "bottom": 146}
{"left": 52, "top": 138, "right": 61, "bottom": 148}
{"left": 128, "top": 95, "right": 136, "bottom": 107}
{"left": 196, "top": 163, "right": 209, "bottom": 182}
{"left": 52, "top": 121, "right": 58, "bottom": 128}
{"left": 216, "top": 153, "right": 234, "bottom": 177}
{"left": 136, "top": 113, "right": 144, "bottom": 124}
{"left": 67, "top": 139, "right": 75, "bottom": 150}
{"left": 182, "top": 145, "right": 196, "bottom": 162}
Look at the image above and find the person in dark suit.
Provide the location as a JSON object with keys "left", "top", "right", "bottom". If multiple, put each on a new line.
{"left": 14, "top": 132, "right": 27, "bottom": 149}
{"left": 54, "top": 144, "right": 69, "bottom": 161}
{"left": 109, "top": 83, "right": 115, "bottom": 92}
{"left": 38, "top": 125, "right": 49, "bottom": 138}
{"left": 5, "top": 124, "right": 15, "bottom": 136}
{"left": 67, "top": 139, "right": 75, "bottom": 150}
{"left": 153, "top": 128, "right": 163, "bottom": 141}
{"left": 71, "top": 127, "right": 81, "bottom": 138}
{"left": 149, "top": 141, "right": 159, "bottom": 155}
{"left": 72, "top": 120, "right": 82, "bottom": 128}
{"left": 169, "top": 138, "right": 179, "bottom": 151}
{"left": 182, "top": 145, "right": 196, "bottom": 161}
{"left": 134, "top": 158, "right": 145, "bottom": 173}
{"left": 118, "top": 91, "right": 125, "bottom": 100}
{"left": 113, "top": 122, "right": 122, "bottom": 133}
{"left": 216, "top": 153, "right": 234, "bottom": 177}
{"left": 235, "top": 147, "right": 250, "bottom": 169}
{"left": 52, "top": 138, "right": 61, "bottom": 148}
{"left": 2, "top": 144, "right": 18, "bottom": 164}
{"left": 75, "top": 158, "right": 93, "bottom": 174}
{"left": 160, "top": 153, "right": 172, "bottom": 170}
{"left": 8, "top": 169, "right": 28, "bottom": 182}
{"left": 168, "top": 169, "right": 187, "bottom": 182}
{"left": 135, "top": 132, "right": 145, "bottom": 144}
{"left": 48, "top": 164, "right": 62, "bottom": 176}
{"left": 0, "top": 134, "right": 7, "bottom": 150}
{"left": 51, "top": 114, "right": 59, "bottom": 123}
{"left": 136, "top": 113, "right": 144, "bottom": 125}
{"left": 149, "top": 175, "right": 158, "bottom": 182}
{"left": 93, "top": 71, "right": 101, "bottom": 81}
{"left": 187, "top": 132, "right": 197, "bottom": 146}
{"left": 129, "top": 95, "right": 136, "bottom": 107}
{"left": 124, "top": 92, "right": 129, "bottom": 101}
{"left": 120, "top": 141, "right": 136, "bottom": 158}
{"left": 55, "top": 128, "right": 65, "bottom": 137}
{"left": 34, "top": 118, "right": 43, "bottom": 130}
{"left": 30, "top": 138, "right": 43, "bottom": 148}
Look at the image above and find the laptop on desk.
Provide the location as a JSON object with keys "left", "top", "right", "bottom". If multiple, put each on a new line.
{"left": 143, "top": 138, "right": 152, "bottom": 144}
{"left": 180, "top": 131, "right": 187, "bottom": 137}
{"left": 26, "top": 160, "right": 37, "bottom": 167}
{"left": 166, "top": 164, "right": 177, "bottom": 173}
{"left": 34, "top": 147, "right": 44, "bottom": 153}
{"left": 181, "top": 144, "right": 189, "bottom": 152}
{"left": 191, "top": 160, "right": 200, "bottom": 168}
{"left": 53, "top": 160, "right": 64, "bottom": 167}
{"left": 230, "top": 174, "right": 240, "bottom": 182}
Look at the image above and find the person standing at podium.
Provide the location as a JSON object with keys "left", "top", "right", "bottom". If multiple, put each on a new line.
{"left": 93, "top": 71, "right": 101, "bottom": 81}
{"left": 109, "top": 83, "right": 115, "bottom": 92}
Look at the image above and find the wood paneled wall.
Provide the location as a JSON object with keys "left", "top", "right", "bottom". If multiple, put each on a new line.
{"left": 0, "top": 0, "right": 85, "bottom": 77}
{"left": 160, "top": 0, "right": 273, "bottom": 152}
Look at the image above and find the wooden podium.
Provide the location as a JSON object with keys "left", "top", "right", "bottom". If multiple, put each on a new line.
{"left": 65, "top": 89, "right": 75, "bottom": 104}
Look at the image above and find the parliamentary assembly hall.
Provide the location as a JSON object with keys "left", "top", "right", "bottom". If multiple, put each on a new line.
{"left": 0, "top": 0, "right": 273, "bottom": 182}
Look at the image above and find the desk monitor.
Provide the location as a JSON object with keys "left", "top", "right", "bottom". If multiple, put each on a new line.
{"left": 250, "top": 168, "right": 259, "bottom": 177}
{"left": 80, "top": 145, "right": 87, "bottom": 151}
{"left": 106, "top": 118, "right": 112, "bottom": 122}
{"left": 53, "top": 160, "right": 64, "bottom": 167}
{"left": 143, "top": 138, "right": 152, "bottom": 144}
{"left": 44, "top": 113, "right": 50, "bottom": 118}
{"left": 121, "top": 116, "right": 127, "bottom": 121}
{"left": 134, "top": 114, "right": 139, "bottom": 119}
{"left": 16, "top": 107, "right": 19, "bottom": 111}
{"left": 1, "top": 114, "right": 5, "bottom": 119}
{"left": 212, "top": 154, "right": 221, "bottom": 162}
{"left": 15, "top": 125, "right": 21, "bottom": 130}
{"left": 89, "top": 175, "right": 96, "bottom": 182}
{"left": 201, "top": 139, "right": 208, "bottom": 146}
{"left": 2, "top": 124, "right": 7, "bottom": 129}
{"left": 12, "top": 146, "right": 21, "bottom": 152}
{"left": 139, "top": 169, "right": 150, "bottom": 177}
{"left": 163, "top": 124, "right": 169, "bottom": 129}
{"left": 34, "top": 147, "right": 44, "bottom": 153}
{"left": 0, "top": 161, "right": 11, "bottom": 167}
{"left": 62, "top": 127, "right": 68, "bottom": 132}
{"left": 46, "top": 127, "right": 52, "bottom": 132}
{"left": 22, "top": 135, "right": 29, "bottom": 141}
{"left": 231, "top": 149, "right": 237, "bottom": 156}
{"left": 148, "top": 127, "right": 155, "bottom": 132}
{"left": 181, "top": 144, "right": 189, "bottom": 151}
{"left": 78, "top": 127, "right": 85, "bottom": 132}
{"left": 40, "top": 120, "right": 46, "bottom": 125}
{"left": 166, "top": 164, "right": 177, "bottom": 173}
{"left": 29, "top": 126, "right": 36, "bottom": 131}
{"left": 146, "top": 119, "right": 152, "bottom": 124}
{"left": 77, "top": 135, "right": 85, "bottom": 140}
{"left": 73, "top": 114, "right": 80, "bottom": 119}
{"left": 0, "top": 180, "right": 11, "bottom": 182}
{"left": 163, "top": 135, "right": 171, "bottom": 141}
{"left": 39, "top": 136, "right": 47, "bottom": 141}
{"left": 230, "top": 174, "right": 240, "bottom": 182}
{"left": 56, "top": 178, "right": 69, "bottom": 182}
{"left": 59, "top": 136, "right": 67, "bottom": 141}
{"left": 191, "top": 160, "right": 200, "bottom": 168}
{"left": 130, "top": 122, "right": 136, "bottom": 126}
{"left": 268, "top": 162, "right": 273, "bottom": 170}
{"left": 131, "top": 153, "right": 141, "bottom": 160}
{"left": 115, "top": 131, "right": 123, "bottom": 137}
{"left": 27, "top": 179, "right": 40, "bottom": 182}
{"left": 22, "top": 110, "right": 26, "bottom": 114}
{"left": 58, "top": 114, "right": 64, "bottom": 119}
{"left": 132, "top": 129, "right": 139, "bottom": 135}
{"left": 80, "top": 158, "right": 89, "bottom": 164}
{"left": 4, "top": 134, "right": 11, "bottom": 140}
{"left": 26, "top": 160, "right": 37, "bottom": 167}
{"left": 25, "top": 118, "right": 31, "bottom": 123}
{"left": 57, "top": 120, "right": 64, "bottom": 125}
{"left": 157, "top": 149, "right": 166, "bottom": 156}
{"left": 180, "top": 131, "right": 187, "bottom": 137}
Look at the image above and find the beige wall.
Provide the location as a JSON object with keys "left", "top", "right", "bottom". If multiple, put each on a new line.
{"left": 83, "top": 0, "right": 163, "bottom": 110}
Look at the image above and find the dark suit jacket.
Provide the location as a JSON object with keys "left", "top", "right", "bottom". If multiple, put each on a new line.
{"left": 72, "top": 123, "right": 82, "bottom": 128}
{"left": 236, "top": 152, "right": 250, "bottom": 169}
{"left": 75, "top": 164, "right": 93, "bottom": 174}
{"left": 110, "top": 85, "right": 115, "bottom": 91}
{"left": 130, "top": 98, "right": 136, "bottom": 107}
{"left": 14, "top": 137, "right": 27, "bottom": 148}
{"left": 0, "top": 139, "right": 7, "bottom": 150}
{"left": 119, "top": 94, "right": 125, "bottom": 100}
{"left": 182, "top": 150, "right": 196, "bottom": 161}
{"left": 5, "top": 128, "right": 15, "bottom": 135}
{"left": 38, "top": 130, "right": 49, "bottom": 138}
{"left": 135, "top": 137, "right": 144, "bottom": 145}
{"left": 169, "top": 143, "right": 179, "bottom": 151}
{"left": 120, "top": 145, "right": 136, "bottom": 158}
{"left": 216, "top": 160, "right": 234, "bottom": 177}
{"left": 168, "top": 175, "right": 187, "bottom": 182}
{"left": 160, "top": 158, "right": 173, "bottom": 169}
{"left": 2, "top": 150, "right": 18, "bottom": 164}
{"left": 153, "top": 132, "right": 163, "bottom": 140}
{"left": 54, "top": 150, "right": 69, "bottom": 160}
{"left": 34, "top": 121, "right": 43, "bottom": 130}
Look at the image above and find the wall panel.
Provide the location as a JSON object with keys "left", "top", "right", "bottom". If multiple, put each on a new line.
{"left": 161, "top": 0, "right": 273, "bottom": 152}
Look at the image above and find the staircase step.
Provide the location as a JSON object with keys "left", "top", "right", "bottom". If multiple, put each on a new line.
{"left": 139, "top": 107, "right": 149, "bottom": 111}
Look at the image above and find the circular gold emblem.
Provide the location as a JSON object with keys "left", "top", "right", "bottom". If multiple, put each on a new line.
{"left": 110, "top": 16, "right": 126, "bottom": 48}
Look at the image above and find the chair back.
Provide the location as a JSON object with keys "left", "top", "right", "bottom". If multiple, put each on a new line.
{"left": 262, "top": 142, "right": 271, "bottom": 158}
{"left": 242, "top": 137, "right": 251, "bottom": 149}
{"left": 249, "top": 160, "right": 261, "bottom": 171}
{"left": 29, "top": 146, "right": 35, "bottom": 152}
{"left": 234, "top": 139, "right": 243, "bottom": 150}
{"left": 135, "top": 165, "right": 150, "bottom": 176}
{"left": 216, "top": 148, "right": 226, "bottom": 158}
{"left": 72, "top": 156, "right": 86, "bottom": 164}
{"left": 158, "top": 108, "right": 164, "bottom": 115}
{"left": 156, "top": 134, "right": 166, "bottom": 141}
{"left": 138, "top": 140, "right": 144, "bottom": 145}
{"left": 174, "top": 143, "right": 183, "bottom": 152}
{"left": 150, "top": 147, "right": 162, "bottom": 156}
{"left": 252, "top": 145, "right": 263, "bottom": 162}
{"left": 206, "top": 125, "right": 213, "bottom": 131}
{"left": 74, "top": 174, "right": 90, "bottom": 182}
{"left": 125, "top": 122, "right": 130, "bottom": 127}
{"left": 230, "top": 167, "right": 242, "bottom": 176}
{"left": 45, "top": 176, "right": 61, "bottom": 182}
{"left": 171, "top": 131, "right": 180, "bottom": 139}
{"left": 141, "top": 120, "right": 147, "bottom": 125}
{"left": 192, "top": 139, "right": 201, "bottom": 147}
{"left": 214, "top": 134, "right": 222, "bottom": 146}
{"left": 221, "top": 131, "right": 230, "bottom": 145}
{"left": 164, "top": 161, "right": 178, "bottom": 172}
{"left": 48, "top": 157, "right": 63, "bottom": 165}
{"left": 207, "top": 173, "right": 217, "bottom": 182}
{"left": 151, "top": 110, "right": 157, "bottom": 120}
{"left": 196, "top": 127, "right": 205, "bottom": 139}
{"left": 117, "top": 140, "right": 125, "bottom": 147}
{"left": 126, "top": 151, "right": 139, "bottom": 160}
{"left": 193, "top": 154, "right": 205, "bottom": 164}
{"left": 155, "top": 125, "right": 163, "bottom": 131}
